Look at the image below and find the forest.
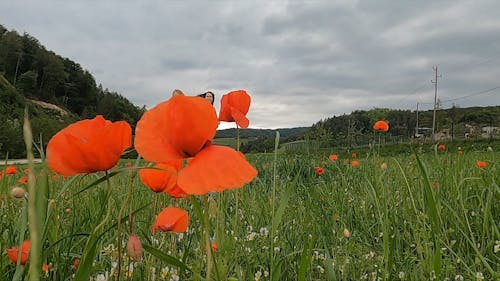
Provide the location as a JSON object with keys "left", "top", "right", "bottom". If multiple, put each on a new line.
{"left": 0, "top": 24, "right": 145, "bottom": 158}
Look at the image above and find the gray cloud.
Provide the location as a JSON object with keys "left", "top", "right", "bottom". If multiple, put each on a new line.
{"left": 1, "top": 0, "right": 499, "bottom": 129}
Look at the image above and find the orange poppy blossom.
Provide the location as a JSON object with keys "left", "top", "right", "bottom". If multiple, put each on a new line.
{"left": 315, "top": 167, "right": 324, "bottom": 175}
{"left": 373, "top": 120, "right": 389, "bottom": 132}
{"left": 218, "top": 90, "right": 251, "bottom": 128}
{"left": 18, "top": 176, "right": 28, "bottom": 184}
{"left": 134, "top": 94, "right": 257, "bottom": 195}
{"left": 152, "top": 207, "right": 189, "bottom": 233}
{"left": 329, "top": 154, "right": 338, "bottom": 161}
{"left": 6, "top": 165, "right": 17, "bottom": 175}
{"left": 351, "top": 160, "right": 360, "bottom": 167}
{"left": 139, "top": 161, "right": 187, "bottom": 198}
{"left": 438, "top": 144, "right": 446, "bottom": 151}
{"left": 476, "top": 161, "right": 487, "bottom": 169}
{"left": 211, "top": 241, "right": 218, "bottom": 252}
{"left": 47, "top": 115, "right": 132, "bottom": 176}
{"left": 6, "top": 240, "right": 30, "bottom": 265}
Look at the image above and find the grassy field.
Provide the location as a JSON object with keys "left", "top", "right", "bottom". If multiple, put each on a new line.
{"left": 0, "top": 140, "right": 498, "bottom": 280}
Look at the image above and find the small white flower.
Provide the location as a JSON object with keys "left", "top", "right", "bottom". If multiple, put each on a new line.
{"left": 454, "top": 275, "right": 464, "bottom": 281}
{"left": 247, "top": 232, "right": 258, "bottom": 241}
{"left": 475, "top": 272, "right": 484, "bottom": 281}
{"left": 259, "top": 227, "right": 269, "bottom": 237}
{"left": 316, "top": 265, "right": 325, "bottom": 274}
{"left": 254, "top": 270, "right": 262, "bottom": 281}
{"left": 95, "top": 273, "right": 107, "bottom": 281}
{"left": 494, "top": 241, "right": 500, "bottom": 253}
{"left": 398, "top": 271, "right": 405, "bottom": 279}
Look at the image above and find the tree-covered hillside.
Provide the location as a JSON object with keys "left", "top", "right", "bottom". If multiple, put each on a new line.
{"left": 0, "top": 24, "right": 145, "bottom": 158}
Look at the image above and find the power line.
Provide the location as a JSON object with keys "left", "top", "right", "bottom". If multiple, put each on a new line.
{"left": 439, "top": 86, "right": 500, "bottom": 103}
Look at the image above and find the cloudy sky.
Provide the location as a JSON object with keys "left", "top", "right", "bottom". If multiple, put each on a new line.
{"left": 1, "top": 0, "right": 499, "bottom": 129}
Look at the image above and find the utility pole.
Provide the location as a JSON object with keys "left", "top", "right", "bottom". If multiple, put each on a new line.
{"left": 415, "top": 102, "right": 419, "bottom": 137}
{"left": 431, "top": 66, "right": 441, "bottom": 141}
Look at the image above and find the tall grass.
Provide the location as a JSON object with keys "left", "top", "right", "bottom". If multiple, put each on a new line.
{"left": 0, "top": 140, "right": 498, "bottom": 280}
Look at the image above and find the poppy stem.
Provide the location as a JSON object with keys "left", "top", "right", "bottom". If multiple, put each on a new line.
{"left": 116, "top": 177, "right": 135, "bottom": 281}
{"left": 201, "top": 195, "right": 213, "bottom": 280}
{"left": 24, "top": 108, "right": 44, "bottom": 281}
{"left": 12, "top": 198, "right": 28, "bottom": 281}
{"left": 236, "top": 125, "right": 240, "bottom": 152}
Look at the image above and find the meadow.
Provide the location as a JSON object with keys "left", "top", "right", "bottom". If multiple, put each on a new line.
{"left": 0, "top": 136, "right": 498, "bottom": 281}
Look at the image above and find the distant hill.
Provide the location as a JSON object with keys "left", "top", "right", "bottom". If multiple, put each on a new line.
{"left": 215, "top": 127, "right": 309, "bottom": 140}
{"left": 0, "top": 24, "right": 145, "bottom": 158}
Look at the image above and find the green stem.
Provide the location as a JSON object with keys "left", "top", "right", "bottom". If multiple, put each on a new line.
{"left": 116, "top": 181, "right": 135, "bottom": 280}
{"left": 12, "top": 198, "right": 28, "bottom": 281}
{"left": 24, "top": 108, "right": 43, "bottom": 281}
{"left": 270, "top": 132, "right": 279, "bottom": 280}
{"left": 236, "top": 125, "right": 240, "bottom": 152}
{"left": 201, "top": 195, "right": 213, "bottom": 280}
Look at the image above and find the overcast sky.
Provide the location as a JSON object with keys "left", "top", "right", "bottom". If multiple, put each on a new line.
{"left": 1, "top": 0, "right": 499, "bottom": 129}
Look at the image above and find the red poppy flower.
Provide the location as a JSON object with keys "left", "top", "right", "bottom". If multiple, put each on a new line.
{"left": 457, "top": 150, "right": 463, "bottom": 155}
{"left": 42, "top": 264, "right": 49, "bottom": 272}
{"left": 351, "top": 153, "right": 357, "bottom": 158}
{"left": 135, "top": 94, "right": 257, "bottom": 195}
{"left": 476, "top": 161, "right": 487, "bottom": 169}
{"left": 373, "top": 120, "right": 389, "bottom": 132}
{"left": 72, "top": 258, "right": 80, "bottom": 271}
{"left": 6, "top": 240, "right": 30, "bottom": 265}
{"left": 18, "top": 176, "right": 28, "bottom": 184}
{"left": 211, "top": 241, "right": 218, "bottom": 252}
{"left": 438, "top": 144, "right": 446, "bottom": 151}
{"left": 125, "top": 162, "right": 132, "bottom": 167}
{"left": 315, "top": 167, "right": 324, "bottom": 175}
{"left": 47, "top": 115, "right": 132, "bottom": 176}
{"left": 351, "top": 160, "right": 360, "bottom": 167}
{"left": 218, "top": 90, "right": 251, "bottom": 128}
{"left": 152, "top": 207, "right": 189, "bottom": 233}
{"left": 329, "top": 154, "right": 338, "bottom": 161}
{"left": 139, "top": 161, "right": 186, "bottom": 198}
{"left": 6, "top": 165, "right": 17, "bottom": 175}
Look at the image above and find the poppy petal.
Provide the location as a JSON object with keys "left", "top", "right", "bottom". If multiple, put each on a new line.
{"left": 178, "top": 145, "right": 257, "bottom": 195}
{"left": 135, "top": 95, "right": 218, "bottom": 163}
{"left": 219, "top": 90, "right": 251, "bottom": 124}
{"left": 230, "top": 107, "right": 250, "bottom": 128}
{"left": 139, "top": 161, "right": 182, "bottom": 193}
{"left": 47, "top": 116, "right": 131, "bottom": 176}
{"left": 152, "top": 207, "right": 189, "bottom": 233}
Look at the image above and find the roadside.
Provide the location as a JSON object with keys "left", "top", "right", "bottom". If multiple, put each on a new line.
{"left": 1, "top": 159, "right": 42, "bottom": 165}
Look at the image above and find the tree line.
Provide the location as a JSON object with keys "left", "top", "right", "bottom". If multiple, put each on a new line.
{"left": 0, "top": 24, "right": 145, "bottom": 158}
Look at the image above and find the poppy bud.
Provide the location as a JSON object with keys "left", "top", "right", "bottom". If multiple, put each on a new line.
{"left": 10, "top": 186, "right": 26, "bottom": 199}
{"left": 380, "top": 162, "right": 388, "bottom": 171}
{"left": 127, "top": 234, "right": 143, "bottom": 261}
{"left": 342, "top": 228, "right": 351, "bottom": 238}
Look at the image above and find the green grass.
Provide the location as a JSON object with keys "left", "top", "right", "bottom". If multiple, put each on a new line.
{"left": 0, "top": 142, "right": 498, "bottom": 280}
